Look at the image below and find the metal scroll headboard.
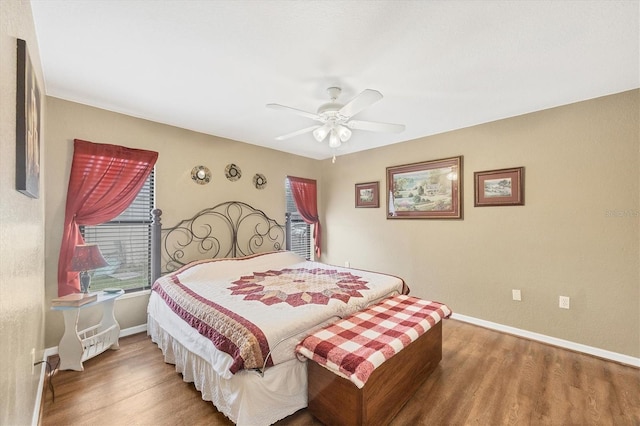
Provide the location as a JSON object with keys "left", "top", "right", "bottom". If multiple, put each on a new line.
{"left": 150, "top": 201, "right": 285, "bottom": 282}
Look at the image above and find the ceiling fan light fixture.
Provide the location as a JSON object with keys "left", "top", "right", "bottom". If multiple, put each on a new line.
{"left": 313, "top": 124, "right": 330, "bottom": 142}
{"left": 336, "top": 125, "right": 352, "bottom": 142}
{"left": 329, "top": 129, "right": 341, "bottom": 148}
{"left": 269, "top": 87, "right": 405, "bottom": 154}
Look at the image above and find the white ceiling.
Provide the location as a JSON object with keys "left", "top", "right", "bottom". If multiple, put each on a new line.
{"left": 31, "top": 1, "right": 639, "bottom": 160}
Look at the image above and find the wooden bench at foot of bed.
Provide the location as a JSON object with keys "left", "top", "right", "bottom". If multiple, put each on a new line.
{"left": 297, "top": 295, "right": 451, "bottom": 425}
{"left": 306, "top": 320, "right": 442, "bottom": 426}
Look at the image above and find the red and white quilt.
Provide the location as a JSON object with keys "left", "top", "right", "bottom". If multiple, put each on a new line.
{"left": 150, "top": 251, "right": 407, "bottom": 374}
{"left": 295, "top": 295, "right": 451, "bottom": 388}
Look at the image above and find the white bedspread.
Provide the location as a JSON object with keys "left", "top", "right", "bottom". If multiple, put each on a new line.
{"left": 149, "top": 251, "right": 406, "bottom": 378}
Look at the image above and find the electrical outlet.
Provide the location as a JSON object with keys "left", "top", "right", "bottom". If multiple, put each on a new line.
{"left": 559, "top": 296, "right": 570, "bottom": 309}
{"left": 344, "top": 261, "right": 350, "bottom": 268}
{"left": 512, "top": 289, "right": 522, "bottom": 301}
{"left": 30, "top": 348, "right": 35, "bottom": 374}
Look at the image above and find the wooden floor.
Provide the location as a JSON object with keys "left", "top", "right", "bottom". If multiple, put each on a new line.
{"left": 41, "top": 319, "right": 640, "bottom": 426}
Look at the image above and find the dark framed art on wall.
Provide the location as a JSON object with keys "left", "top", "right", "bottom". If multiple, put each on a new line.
{"left": 386, "top": 156, "right": 463, "bottom": 219}
{"left": 15, "top": 38, "right": 41, "bottom": 199}
{"left": 474, "top": 167, "right": 524, "bottom": 207}
{"left": 355, "top": 181, "right": 379, "bottom": 208}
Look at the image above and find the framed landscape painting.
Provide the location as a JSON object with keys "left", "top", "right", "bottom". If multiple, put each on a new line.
{"left": 474, "top": 167, "right": 524, "bottom": 207}
{"left": 386, "top": 156, "right": 463, "bottom": 219}
{"left": 15, "top": 38, "right": 41, "bottom": 199}
{"left": 355, "top": 181, "right": 379, "bottom": 208}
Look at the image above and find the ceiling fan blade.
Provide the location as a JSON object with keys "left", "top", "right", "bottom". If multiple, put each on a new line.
{"left": 266, "top": 103, "right": 321, "bottom": 121}
{"left": 338, "top": 89, "right": 383, "bottom": 118}
{"left": 346, "top": 120, "right": 405, "bottom": 133}
{"left": 275, "top": 125, "right": 321, "bottom": 141}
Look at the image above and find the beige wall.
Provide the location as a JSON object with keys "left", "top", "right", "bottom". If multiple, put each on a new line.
{"left": 0, "top": 0, "right": 46, "bottom": 424}
{"left": 44, "top": 91, "right": 640, "bottom": 359}
{"left": 43, "top": 97, "right": 321, "bottom": 348}
{"left": 320, "top": 90, "right": 639, "bottom": 357}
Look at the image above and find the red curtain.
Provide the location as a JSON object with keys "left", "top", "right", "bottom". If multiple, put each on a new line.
{"left": 57, "top": 139, "right": 158, "bottom": 296}
{"left": 288, "top": 176, "right": 321, "bottom": 258}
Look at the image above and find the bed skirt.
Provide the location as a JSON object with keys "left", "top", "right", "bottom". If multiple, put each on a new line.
{"left": 147, "top": 314, "right": 308, "bottom": 425}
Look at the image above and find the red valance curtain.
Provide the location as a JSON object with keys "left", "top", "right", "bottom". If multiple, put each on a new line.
{"left": 57, "top": 139, "right": 158, "bottom": 296}
{"left": 288, "top": 176, "right": 321, "bottom": 258}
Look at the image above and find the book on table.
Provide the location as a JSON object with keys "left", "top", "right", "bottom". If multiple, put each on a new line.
{"left": 51, "top": 293, "right": 97, "bottom": 307}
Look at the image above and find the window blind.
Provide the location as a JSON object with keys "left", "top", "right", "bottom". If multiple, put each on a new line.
{"left": 81, "top": 169, "right": 155, "bottom": 292}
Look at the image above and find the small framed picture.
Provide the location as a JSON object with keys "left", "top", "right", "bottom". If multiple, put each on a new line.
{"left": 355, "top": 182, "right": 379, "bottom": 208}
{"left": 474, "top": 167, "right": 524, "bottom": 207}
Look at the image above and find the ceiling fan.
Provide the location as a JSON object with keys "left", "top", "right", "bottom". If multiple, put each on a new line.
{"left": 267, "top": 87, "right": 405, "bottom": 149}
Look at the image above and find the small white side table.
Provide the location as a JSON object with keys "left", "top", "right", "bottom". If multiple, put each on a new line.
{"left": 51, "top": 290, "right": 124, "bottom": 371}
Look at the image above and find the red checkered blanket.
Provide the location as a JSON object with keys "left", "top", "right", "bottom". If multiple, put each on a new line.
{"left": 295, "top": 295, "right": 452, "bottom": 388}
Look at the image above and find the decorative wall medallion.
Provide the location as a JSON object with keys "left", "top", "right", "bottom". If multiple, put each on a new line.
{"left": 253, "top": 173, "right": 267, "bottom": 189}
{"left": 191, "top": 165, "right": 211, "bottom": 185}
{"left": 225, "top": 163, "right": 242, "bottom": 181}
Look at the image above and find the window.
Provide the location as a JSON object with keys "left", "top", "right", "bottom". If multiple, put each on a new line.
{"left": 285, "top": 177, "right": 312, "bottom": 259}
{"left": 81, "top": 169, "right": 155, "bottom": 292}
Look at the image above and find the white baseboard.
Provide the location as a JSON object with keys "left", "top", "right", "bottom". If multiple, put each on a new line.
{"left": 451, "top": 313, "right": 640, "bottom": 368}
{"left": 31, "top": 360, "right": 47, "bottom": 426}
{"left": 120, "top": 324, "right": 147, "bottom": 337}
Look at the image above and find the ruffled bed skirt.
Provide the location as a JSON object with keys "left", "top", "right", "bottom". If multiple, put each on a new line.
{"left": 147, "top": 314, "right": 308, "bottom": 425}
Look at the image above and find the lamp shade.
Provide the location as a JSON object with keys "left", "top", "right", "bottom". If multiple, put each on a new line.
{"left": 70, "top": 244, "right": 109, "bottom": 272}
{"left": 336, "top": 125, "right": 352, "bottom": 142}
{"left": 313, "top": 123, "right": 331, "bottom": 142}
{"left": 328, "top": 129, "right": 341, "bottom": 148}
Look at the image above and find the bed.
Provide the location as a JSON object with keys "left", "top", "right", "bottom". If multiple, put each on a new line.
{"left": 147, "top": 202, "right": 410, "bottom": 424}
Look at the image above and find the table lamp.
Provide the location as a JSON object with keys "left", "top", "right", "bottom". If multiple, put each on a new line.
{"left": 70, "top": 244, "right": 109, "bottom": 294}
